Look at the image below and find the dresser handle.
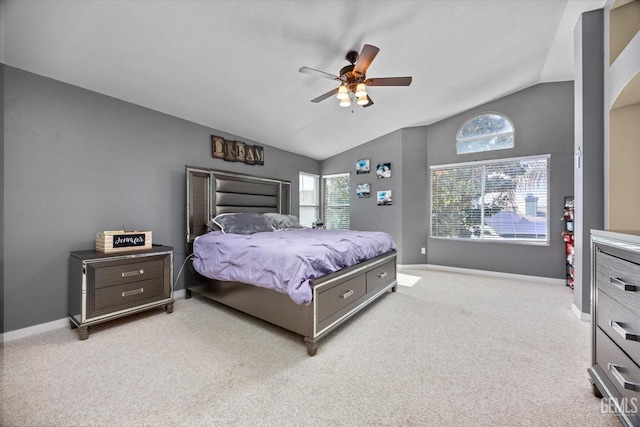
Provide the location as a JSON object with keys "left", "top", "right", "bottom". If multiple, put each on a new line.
{"left": 122, "top": 269, "right": 144, "bottom": 278}
{"left": 340, "top": 290, "right": 354, "bottom": 299}
{"left": 122, "top": 288, "right": 144, "bottom": 297}
{"left": 377, "top": 272, "right": 388, "bottom": 279}
{"left": 608, "top": 363, "right": 640, "bottom": 391}
{"left": 609, "top": 276, "right": 637, "bottom": 292}
{"left": 610, "top": 320, "right": 640, "bottom": 341}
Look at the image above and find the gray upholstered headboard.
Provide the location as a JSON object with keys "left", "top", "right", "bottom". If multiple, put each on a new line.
{"left": 186, "top": 166, "right": 291, "bottom": 243}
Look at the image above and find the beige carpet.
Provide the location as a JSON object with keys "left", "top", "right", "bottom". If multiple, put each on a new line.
{"left": 1, "top": 268, "right": 621, "bottom": 426}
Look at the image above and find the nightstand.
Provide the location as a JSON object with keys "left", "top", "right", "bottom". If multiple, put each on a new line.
{"left": 68, "top": 245, "right": 174, "bottom": 339}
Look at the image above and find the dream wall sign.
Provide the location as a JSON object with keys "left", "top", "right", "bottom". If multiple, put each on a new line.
{"left": 211, "top": 135, "right": 264, "bottom": 165}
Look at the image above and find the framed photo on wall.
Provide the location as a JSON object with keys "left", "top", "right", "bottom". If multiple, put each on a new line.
{"left": 377, "top": 190, "right": 392, "bottom": 205}
{"left": 356, "top": 183, "right": 371, "bottom": 198}
{"left": 376, "top": 163, "right": 391, "bottom": 179}
{"left": 356, "top": 159, "right": 370, "bottom": 174}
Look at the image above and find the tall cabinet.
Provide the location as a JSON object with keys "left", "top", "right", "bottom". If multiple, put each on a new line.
{"left": 589, "top": 2, "right": 640, "bottom": 426}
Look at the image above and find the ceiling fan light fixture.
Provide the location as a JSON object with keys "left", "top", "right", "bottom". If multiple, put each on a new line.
{"left": 357, "top": 95, "right": 369, "bottom": 106}
{"left": 339, "top": 97, "right": 351, "bottom": 107}
{"left": 337, "top": 85, "right": 349, "bottom": 100}
{"left": 355, "top": 83, "right": 367, "bottom": 97}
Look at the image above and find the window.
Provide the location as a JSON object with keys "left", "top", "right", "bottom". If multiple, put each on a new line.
{"left": 323, "top": 173, "right": 350, "bottom": 230}
{"left": 456, "top": 113, "right": 514, "bottom": 154}
{"left": 299, "top": 172, "right": 319, "bottom": 227}
{"left": 430, "top": 155, "right": 549, "bottom": 244}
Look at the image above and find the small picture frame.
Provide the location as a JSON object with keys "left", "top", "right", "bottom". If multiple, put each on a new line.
{"left": 376, "top": 163, "right": 391, "bottom": 179}
{"left": 356, "top": 183, "right": 371, "bottom": 198}
{"left": 211, "top": 136, "right": 225, "bottom": 159}
{"left": 235, "top": 141, "right": 246, "bottom": 162}
{"left": 254, "top": 145, "right": 265, "bottom": 165}
{"left": 356, "top": 159, "right": 370, "bottom": 174}
{"left": 224, "top": 140, "right": 236, "bottom": 161}
{"left": 377, "top": 190, "right": 392, "bottom": 206}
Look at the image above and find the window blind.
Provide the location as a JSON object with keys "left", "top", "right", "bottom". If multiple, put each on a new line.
{"left": 299, "top": 172, "right": 319, "bottom": 227}
{"left": 323, "top": 173, "right": 350, "bottom": 230}
{"left": 430, "top": 155, "right": 549, "bottom": 243}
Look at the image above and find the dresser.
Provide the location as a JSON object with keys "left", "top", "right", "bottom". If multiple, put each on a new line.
{"left": 590, "top": 230, "right": 640, "bottom": 426}
{"left": 68, "top": 245, "right": 174, "bottom": 339}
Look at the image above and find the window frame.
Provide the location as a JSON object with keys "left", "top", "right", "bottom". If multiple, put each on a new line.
{"left": 429, "top": 154, "right": 550, "bottom": 245}
{"left": 322, "top": 172, "right": 351, "bottom": 230}
{"left": 456, "top": 112, "right": 514, "bottom": 155}
{"left": 298, "top": 171, "right": 320, "bottom": 227}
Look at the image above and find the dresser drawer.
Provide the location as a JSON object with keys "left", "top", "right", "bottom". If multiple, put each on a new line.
{"left": 92, "top": 258, "right": 165, "bottom": 289}
{"left": 596, "top": 250, "right": 640, "bottom": 314}
{"left": 596, "top": 328, "right": 640, "bottom": 402}
{"left": 317, "top": 274, "right": 366, "bottom": 324}
{"left": 366, "top": 260, "right": 396, "bottom": 294}
{"left": 94, "top": 277, "right": 166, "bottom": 312}
{"left": 598, "top": 290, "right": 640, "bottom": 365}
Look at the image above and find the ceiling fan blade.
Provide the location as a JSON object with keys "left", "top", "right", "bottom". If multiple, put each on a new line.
{"left": 353, "top": 44, "right": 380, "bottom": 76}
{"left": 299, "top": 66, "right": 341, "bottom": 81}
{"left": 310, "top": 88, "right": 339, "bottom": 103}
{"left": 365, "top": 76, "right": 412, "bottom": 86}
{"left": 362, "top": 95, "right": 374, "bottom": 108}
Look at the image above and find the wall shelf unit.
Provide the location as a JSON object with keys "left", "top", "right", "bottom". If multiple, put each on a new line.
{"left": 606, "top": 0, "right": 640, "bottom": 232}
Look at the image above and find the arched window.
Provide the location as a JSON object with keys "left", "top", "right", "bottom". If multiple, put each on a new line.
{"left": 456, "top": 113, "right": 514, "bottom": 154}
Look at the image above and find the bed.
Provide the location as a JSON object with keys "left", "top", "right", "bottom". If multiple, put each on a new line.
{"left": 185, "top": 166, "right": 397, "bottom": 355}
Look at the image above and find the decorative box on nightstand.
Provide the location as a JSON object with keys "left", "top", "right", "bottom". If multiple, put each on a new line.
{"left": 68, "top": 245, "right": 174, "bottom": 340}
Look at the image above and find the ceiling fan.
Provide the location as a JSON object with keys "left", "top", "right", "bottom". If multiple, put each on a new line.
{"left": 299, "top": 44, "right": 412, "bottom": 108}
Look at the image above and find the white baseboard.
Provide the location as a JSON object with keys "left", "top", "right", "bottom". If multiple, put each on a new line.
{"left": 398, "top": 263, "right": 567, "bottom": 286}
{"left": 571, "top": 303, "right": 591, "bottom": 322}
{"left": 2, "top": 289, "right": 187, "bottom": 343}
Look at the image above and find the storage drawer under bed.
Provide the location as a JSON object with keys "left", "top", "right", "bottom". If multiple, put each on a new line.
{"left": 317, "top": 274, "right": 367, "bottom": 325}
{"left": 366, "top": 260, "right": 396, "bottom": 294}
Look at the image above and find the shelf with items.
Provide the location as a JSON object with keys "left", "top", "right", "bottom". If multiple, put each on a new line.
{"left": 562, "top": 197, "right": 575, "bottom": 289}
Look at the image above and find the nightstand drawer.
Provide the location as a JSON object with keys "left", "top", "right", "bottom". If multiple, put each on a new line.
{"left": 317, "top": 275, "right": 366, "bottom": 324}
{"left": 596, "top": 328, "right": 640, "bottom": 401}
{"left": 366, "top": 260, "right": 396, "bottom": 294}
{"left": 598, "top": 290, "right": 640, "bottom": 365}
{"left": 94, "top": 277, "right": 165, "bottom": 311}
{"left": 93, "top": 259, "right": 164, "bottom": 289}
{"left": 596, "top": 250, "right": 640, "bottom": 314}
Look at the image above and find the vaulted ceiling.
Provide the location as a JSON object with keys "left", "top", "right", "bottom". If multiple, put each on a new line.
{"left": 1, "top": 0, "right": 606, "bottom": 160}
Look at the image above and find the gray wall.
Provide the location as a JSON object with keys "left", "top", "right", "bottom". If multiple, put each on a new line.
{"left": 426, "top": 82, "right": 575, "bottom": 278}
{"left": 574, "top": 10, "right": 604, "bottom": 315}
{"left": 3, "top": 66, "right": 320, "bottom": 332}
{"left": 321, "top": 129, "right": 404, "bottom": 261}
{"left": 322, "top": 82, "right": 574, "bottom": 275}
{"left": 3, "top": 65, "right": 577, "bottom": 333}
{"left": 1, "top": 64, "right": 5, "bottom": 334}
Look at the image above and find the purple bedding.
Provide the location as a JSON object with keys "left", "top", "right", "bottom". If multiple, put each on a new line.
{"left": 192, "top": 228, "right": 396, "bottom": 305}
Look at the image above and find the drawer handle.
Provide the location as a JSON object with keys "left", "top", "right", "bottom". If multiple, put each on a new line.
{"left": 122, "top": 288, "right": 144, "bottom": 297}
{"left": 608, "top": 363, "right": 640, "bottom": 391}
{"left": 122, "top": 269, "right": 144, "bottom": 278}
{"left": 340, "top": 290, "right": 354, "bottom": 299}
{"left": 610, "top": 320, "right": 640, "bottom": 341}
{"left": 609, "top": 276, "right": 637, "bottom": 292}
{"left": 377, "top": 272, "right": 388, "bottom": 279}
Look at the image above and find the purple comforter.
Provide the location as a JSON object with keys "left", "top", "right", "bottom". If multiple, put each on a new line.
{"left": 192, "top": 228, "right": 396, "bottom": 305}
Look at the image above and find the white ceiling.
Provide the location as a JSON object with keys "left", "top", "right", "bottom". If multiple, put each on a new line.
{"left": 1, "top": 0, "right": 606, "bottom": 160}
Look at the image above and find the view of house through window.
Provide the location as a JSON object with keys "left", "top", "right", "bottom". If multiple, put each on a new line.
{"left": 430, "top": 155, "right": 549, "bottom": 243}
{"left": 298, "top": 172, "right": 319, "bottom": 227}
{"left": 323, "top": 173, "right": 350, "bottom": 230}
